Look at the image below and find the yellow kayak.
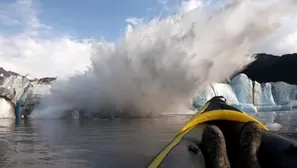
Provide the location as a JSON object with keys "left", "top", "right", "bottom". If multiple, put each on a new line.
{"left": 147, "top": 96, "right": 297, "bottom": 168}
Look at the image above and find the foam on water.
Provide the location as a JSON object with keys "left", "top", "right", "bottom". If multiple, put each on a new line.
{"left": 31, "top": 0, "right": 297, "bottom": 118}
{"left": 265, "top": 123, "right": 282, "bottom": 131}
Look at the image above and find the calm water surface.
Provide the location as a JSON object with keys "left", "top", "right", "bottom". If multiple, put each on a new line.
{"left": 0, "top": 113, "right": 297, "bottom": 168}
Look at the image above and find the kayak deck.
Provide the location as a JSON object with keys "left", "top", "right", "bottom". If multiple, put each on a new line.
{"left": 147, "top": 96, "right": 297, "bottom": 168}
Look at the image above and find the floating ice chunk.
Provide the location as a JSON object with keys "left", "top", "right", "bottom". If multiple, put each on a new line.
{"left": 265, "top": 123, "right": 282, "bottom": 131}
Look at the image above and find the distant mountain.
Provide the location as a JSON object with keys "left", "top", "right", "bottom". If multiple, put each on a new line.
{"left": 241, "top": 53, "right": 297, "bottom": 85}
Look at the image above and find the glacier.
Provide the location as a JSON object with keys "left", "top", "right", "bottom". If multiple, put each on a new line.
{"left": 193, "top": 73, "right": 297, "bottom": 113}
{"left": 1, "top": 73, "right": 297, "bottom": 119}
{"left": 0, "top": 75, "right": 55, "bottom": 118}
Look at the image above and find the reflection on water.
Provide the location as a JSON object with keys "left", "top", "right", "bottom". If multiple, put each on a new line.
{"left": 0, "top": 113, "right": 296, "bottom": 168}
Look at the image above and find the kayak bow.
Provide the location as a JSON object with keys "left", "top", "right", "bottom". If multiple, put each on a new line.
{"left": 147, "top": 96, "right": 297, "bottom": 168}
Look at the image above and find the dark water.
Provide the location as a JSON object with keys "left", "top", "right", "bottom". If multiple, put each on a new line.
{"left": 0, "top": 113, "right": 297, "bottom": 168}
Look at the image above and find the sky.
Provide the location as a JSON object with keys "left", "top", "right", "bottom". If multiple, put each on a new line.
{"left": 0, "top": 0, "right": 297, "bottom": 79}
{"left": 0, "top": 0, "right": 204, "bottom": 78}
{"left": 34, "top": 0, "right": 165, "bottom": 40}
{"left": 0, "top": 0, "right": 166, "bottom": 40}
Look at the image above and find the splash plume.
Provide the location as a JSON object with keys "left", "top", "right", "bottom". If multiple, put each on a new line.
{"left": 32, "top": 0, "right": 297, "bottom": 118}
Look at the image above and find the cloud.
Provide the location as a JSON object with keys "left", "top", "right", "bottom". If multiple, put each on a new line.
{"left": 0, "top": 0, "right": 51, "bottom": 36}
{"left": 0, "top": 0, "right": 93, "bottom": 79}
{"left": 1, "top": 0, "right": 297, "bottom": 81}
{"left": 126, "top": 17, "right": 143, "bottom": 25}
{"left": 253, "top": 16, "right": 297, "bottom": 55}
{"left": 180, "top": 0, "right": 204, "bottom": 13}
{"left": 0, "top": 36, "right": 93, "bottom": 78}
{"left": 279, "top": 30, "right": 297, "bottom": 53}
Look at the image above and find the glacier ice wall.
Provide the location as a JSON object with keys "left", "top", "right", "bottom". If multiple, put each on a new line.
{"left": 254, "top": 82, "right": 276, "bottom": 106}
{"left": 193, "top": 85, "right": 215, "bottom": 109}
{"left": 0, "top": 75, "right": 31, "bottom": 118}
{"left": 20, "top": 79, "right": 53, "bottom": 116}
{"left": 0, "top": 98, "right": 15, "bottom": 118}
{"left": 212, "top": 83, "right": 239, "bottom": 105}
{"left": 230, "top": 74, "right": 253, "bottom": 104}
{"left": 1, "top": 72, "right": 297, "bottom": 118}
{"left": 0, "top": 75, "right": 54, "bottom": 118}
{"left": 272, "top": 82, "right": 297, "bottom": 105}
{"left": 193, "top": 73, "right": 297, "bottom": 113}
{"left": 0, "top": 75, "right": 31, "bottom": 103}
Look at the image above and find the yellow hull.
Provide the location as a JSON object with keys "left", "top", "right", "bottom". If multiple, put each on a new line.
{"left": 147, "top": 96, "right": 268, "bottom": 168}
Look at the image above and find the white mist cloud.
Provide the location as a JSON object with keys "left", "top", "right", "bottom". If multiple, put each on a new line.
{"left": 1, "top": 0, "right": 297, "bottom": 80}
{"left": 31, "top": 0, "right": 297, "bottom": 119}
{"left": 2, "top": 0, "right": 297, "bottom": 119}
